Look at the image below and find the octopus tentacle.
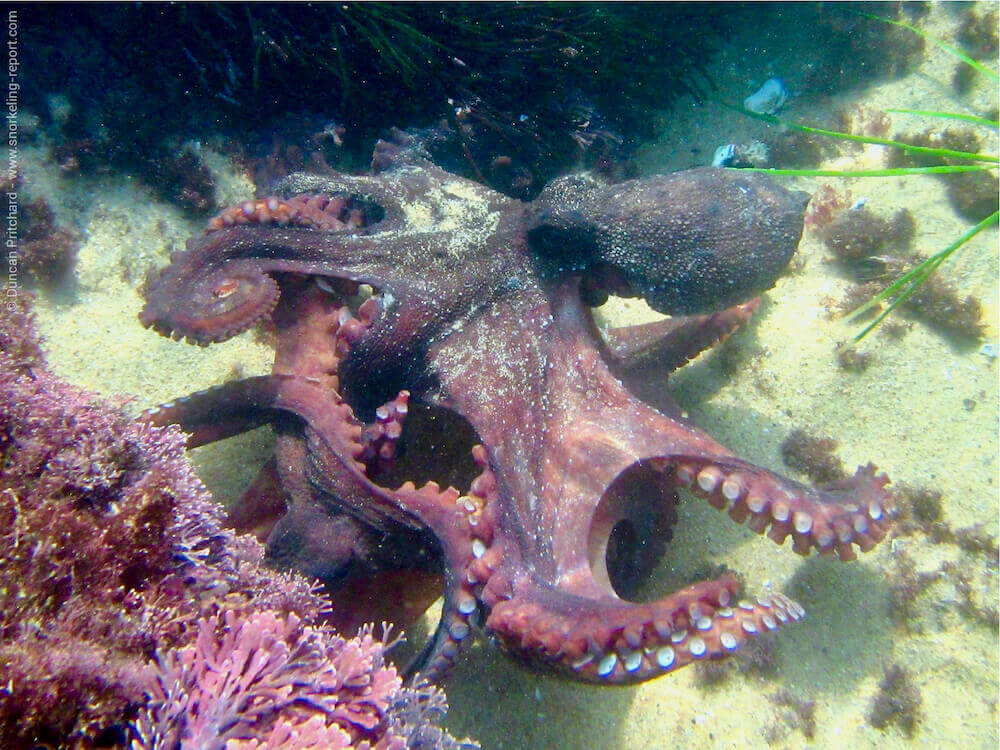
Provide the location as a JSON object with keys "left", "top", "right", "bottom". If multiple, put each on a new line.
{"left": 226, "top": 455, "right": 288, "bottom": 540}
{"left": 271, "top": 172, "right": 413, "bottom": 231}
{"left": 146, "top": 372, "right": 417, "bottom": 531}
{"left": 270, "top": 275, "right": 382, "bottom": 388}
{"left": 142, "top": 373, "right": 371, "bottom": 495}
{"left": 603, "top": 299, "right": 761, "bottom": 374}
{"left": 670, "top": 454, "right": 893, "bottom": 561}
{"left": 141, "top": 376, "right": 284, "bottom": 448}
{"left": 399, "top": 445, "right": 501, "bottom": 681}
{"left": 140, "top": 183, "right": 396, "bottom": 348}
{"left": 266, "top": 374, "right": 423, "bottom": 531}
{"left": 360, "top": 390, "right": 410, "bottom": 467}
{"left": 207, "top": 194, "right": 377, "bottom": 234}
{"left": 484, "top": 575, "right": 803, "bottom": 685}
{"left": 392, "top": 479, "right": 484, "bottom": 683}
{"left": 141, "top": 259, "right": 281, "bottom": 346}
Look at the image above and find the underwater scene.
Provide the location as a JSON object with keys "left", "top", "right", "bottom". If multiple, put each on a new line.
{"left": 2, "top": 3, "right": 997, "bottom": 748}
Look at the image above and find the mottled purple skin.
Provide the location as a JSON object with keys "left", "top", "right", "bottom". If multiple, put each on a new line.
{"left": 140, "top": 148, "right": 893, "bottom": 685}
{"left": 529, "top": 170, "right": 807, "bottom": 314}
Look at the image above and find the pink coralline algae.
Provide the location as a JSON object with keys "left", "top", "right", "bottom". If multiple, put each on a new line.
{"left": 0, "top": 298, "right": 475, "bottom": 749}
{"left": 134, "top": 611, "right": 407, "bottom": 750}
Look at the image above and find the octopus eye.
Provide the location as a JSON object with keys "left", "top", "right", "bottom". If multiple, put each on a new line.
{"left": 212, "top": 279, "right": 240, "bottom": 299}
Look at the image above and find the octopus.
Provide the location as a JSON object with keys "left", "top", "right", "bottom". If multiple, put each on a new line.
{"left": 139, "top": 136, "right": 893, "bottom": 685}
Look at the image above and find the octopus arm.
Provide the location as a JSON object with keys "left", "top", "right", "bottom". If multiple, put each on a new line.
{"left": 484, "top": 572, "right": 803, "bottom": 685}
{"left": 602, "top": 299, "right": 761, "bottom": 374}
{"left": 141, "top": 228, "right": 404, "bottom": 345}
{"left": 142, "top": 376, "right": 289, "bottom": 447}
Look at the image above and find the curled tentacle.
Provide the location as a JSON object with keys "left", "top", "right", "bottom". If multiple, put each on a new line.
{"left": 140, "top": 258, "right": 280, "bottom": 346}
{"left": 139, "top": 231, "right": 391, "bottom": 346}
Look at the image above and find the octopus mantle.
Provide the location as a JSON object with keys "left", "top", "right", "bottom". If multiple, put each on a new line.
{"left": 140, "top": 146, "right": 892, "bottom": 685}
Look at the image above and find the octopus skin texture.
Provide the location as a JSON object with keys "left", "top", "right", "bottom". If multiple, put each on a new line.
{"left": 139, "top": 145, "right": 893, "bottom": 686}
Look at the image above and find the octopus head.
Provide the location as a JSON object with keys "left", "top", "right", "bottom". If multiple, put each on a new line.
{"left": 529, "top": 168, "right": 809, "bottom": 315}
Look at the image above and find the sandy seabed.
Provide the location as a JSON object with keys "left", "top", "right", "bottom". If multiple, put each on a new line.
{"left": 24, "top": 4, "right": 998, "bottom": 749}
